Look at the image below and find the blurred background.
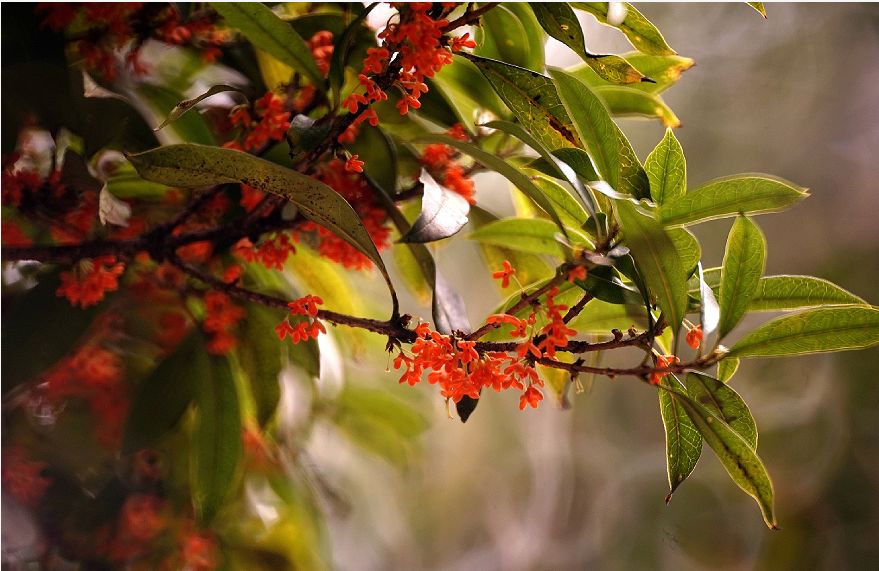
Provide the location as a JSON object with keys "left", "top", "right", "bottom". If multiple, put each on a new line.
{"left": 316, "top": 4, "right": 879, "bottom": 570}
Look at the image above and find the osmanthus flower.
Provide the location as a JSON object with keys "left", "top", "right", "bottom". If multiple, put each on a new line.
{"left": 276, "top": 295, "right": 326, "bottom": 344}
{"left": 225, "top": 92, "right": 291, "bottom": 152}
{"left": 1, "top": 446, "right": 51, "bottom": 508}
{"left": 419, "top": 125, "right": 477, "bottom": 203}
{"left": 492, "top": 260, "right": 516, "bottom": 289}
{"left": 202, "top": 291, "right": 246, "bottom": 355}
{"left": 650, "top": 354, "right": 681, "bottom": 385}
{"left": 686, "top": 324, "right": 704, "bottom": 350}
{"left": 56, "top": 256, "right": 126, "bottom": 308}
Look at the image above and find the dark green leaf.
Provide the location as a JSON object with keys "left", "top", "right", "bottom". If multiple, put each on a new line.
{"left": 211, "top": 2, "right": 325, "bottom": 89}
{"left": 550, "top": 68, "right": 650, "bottom": 198}
{"left": 127, "top": 144, "right": 398, "bottom": 315}
{"left": 719, "top": 216, "right": 766, "bottom": 338}
{"left": 729, "top": 306, "right": 879, "bottom": 358}
{"left": 571, "top": 2, "right": 677, "bottom": 55}
{"left": 287, "top": 114, "right": 332, "bottom": 152}
{"left": 668, "top": 386, "right": 777, "bottom": 529}
{"left": 575, "top": 264, "right": 643, "bottom": 305}
{"left": 646, "top": 127, "right": 686, "bottom": 205}
{"left": 138, "top": 84, "right": 216, "bottom": 146}
{"left": 154, "top": 84, "right": 243, "bottom": 132}
{"left": 400, "top": 170, "right": 470, "bottom": 243}
{"left": 616, "top": 201, "right": 688, "bottom": 339}
{"left": 345, "top": 124, "right": 398, "bottom": 194}
{"left": 685, "top": 373, "right": 757, "bottom": 448}
{"left": 658, "top": 174, "right": 809, "bottom": 226}
{"left": 124, "top": 334, "right": 201, "bottom": 453}
{"left": 658, "top": 375, "right": 702, "bottom": 500}
{"left": 328, "top": 4, "right": 376, "bottom": 109}
{"left": 191, "top": 355, "right": 242, "bottom": 524}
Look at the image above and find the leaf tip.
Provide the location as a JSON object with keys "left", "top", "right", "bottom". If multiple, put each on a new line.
{"left": 665, "top": 491, "right": 674, "bottom": 505}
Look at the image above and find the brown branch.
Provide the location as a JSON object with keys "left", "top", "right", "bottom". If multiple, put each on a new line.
{"left": 443, "top": 2, "right": 500, "bottom": 31}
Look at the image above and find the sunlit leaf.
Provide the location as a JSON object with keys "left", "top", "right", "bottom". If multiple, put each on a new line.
{"left": 470, "top": 217, "right": 591, "bottom": 257}
{"left": 669, "top": 227, "right": 700, "bottom": 277}
{"left": 719, "top": 216, "right": 766, "bottom": 338}
{"left": 527, "top": 147, "right": 600, "bottom": 183}
{"left": 747, "top": 2, "right": 768, "bottom": 18}
{"left": 616, "top": 200, "right": 688, "bottom": 339}
{"left": 211, "top": 2, "right": 325, "bottom": 89}
{"left": 477, "top": 4, "right": 541, "bottom": 71}
{"left": 594, "top": 86, "right": 679, "bottom": 127}
{"left": 685, "top": 372, "right": 757, "bottom": 448}
{"left": 658, "top": 174, "right": 808, "bottom": 226}
{"left": 658, "top": 375, "right": 702, "bottom": 500}
{"left": 529, "top": 174, "right": 591, "bottom": 230}
{"left": 192, "top": 355, "right": 242, "bottom": 524}
{"left": 748, "top": 275, "right": 866, "bottom": 311}
{"left": 571, "top": 2, "right": 677, "bottom": 55}
{"left": 400, "top": 170, "right": 470, "bottom": 243}
{"left": 127, "top": 144, "right": 398, "bottom": 314}
{"left": 645, "top": 127, "right": 686, "bottom": 205}
{"left": 729, "top": 306, "right": 879, "bottom": 358}
{"left": 568, "top": 52, "right": 695, "bottom": 95}
{"left": 668, "top": 386, "right": 777, "bottom": 529}
{"left": 717, "top": 357, "right": 740, "bottom": 382}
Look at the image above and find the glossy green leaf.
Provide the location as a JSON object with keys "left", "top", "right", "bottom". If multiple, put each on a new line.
{"left": 477, "top": 5, "right": 539, "bottom": 71}
{"left": 616, "top": 201, "right": 688, "bottom": 338}
{"left": 568, "top": 52, "right": 695, "bottom": 95}
{"left": 729, "top": 306, "right": 879, "bottom": 358}
{"left": 571, "top": 2, "right": 677, "bottom": 55}
{"left": 346, "top": 124, "right": 398, "bottom": 199}
{"left": 659, "top": 375, "right": 702, "bottom": 499}
{"left": 568, "top": 297, "right": 648, "bottom": 332}
{"left": 594, "top": 86, "right": 679, "bottom": 127}
{"left": 747, "top": 2, "right": 768, "bottom": 18}
{"left": 127, "top": 144, "right": 398, "bottom": 314}
{"left": 527, "top": 147, "right": 600, "bottom": 183}
{"left": 719, "top": 216, "right": 766, "bottom": 338}
{"left": 669, "top": 387, "right": 777, "bottom": 529}
{"left": 748, "top": 275, "right": 867, "bottom": 311}
{"left": 669, "top": 227, "right": 700, "bottom": 277}
{"left": 123, "top": 334, "right": 200, "bottom": 453}
{"left": 550, "top": 68, "right": 650, "bottom": 198}
{"left": 717, "top": 357, "right": 740, "bottom": 382}
{"left": 470, "top": 217, "right": 591, "bottom": 256}
{"left": 400, "top": 170, "right": 470, "bottom": 243}
{"left": 658, "top": 174, "right": 809, "bottom": 226}
{"left": 529, "top": 174, "right": 590, "bottom": 230}
{"left": 575, "top": 264, "right": 643, "bottom": 306}
{"left": 505, "top": 2, "right": 549, "bottom": 72}
{"left": 416, "top": 134, "right": 567, "bottom": 235}
{"left": 211, "top": 2, "right": 324, "bottom": 89}
{"left": 461, "top": 53, "right": 580, "bottom": 153}
{"left": 685, "top": 373, "right": 757, "bottom": 448}
{"left": 192, "top": 355, "right": 243, "bottom": 524}
{"left": 531, "top": 3, "right": 645, "bottom": 84}
{"left": 154, "top": 84, "right": 243, "bottom": 132}
{"left": 646, "top": 127, "right": 686, "bottom": 205}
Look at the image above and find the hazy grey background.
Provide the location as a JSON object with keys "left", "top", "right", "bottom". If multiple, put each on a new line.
{"left": 313, "top": 4, "right": 879, "bottom": 570}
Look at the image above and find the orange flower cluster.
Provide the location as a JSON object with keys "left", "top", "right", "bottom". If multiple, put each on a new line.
{"left": 226, "top": 92, "right": 291, "bottom": 152}
{"left": 57, "top": 256, "right": 126, "bottom": 308}
{"left": 101, "top": 494, "right": 167, "bottom": 563}
{"left": 686, "top": 324, "right": 703, "bottom": 349}
{"left": 202, "top": 291, "right": 246, "bottom": 355}
{"left": 40, "top": 344, "right": 128, "bottom": 447}
{"left": 234, "top": 233, "right": 297, "bottom": 271}
{"left": 419, "top": 124, "right": 476, "bottom": 203}
{"left": 275, "top": 295, "right": 326, "bottom": 344}
{"left": 1, "top": 446, "right": 51, "bottom": 508}
{"left": 649, "top": 354, "right": 681, "bottom": 385}
{"left": 394, "top": 322, "right": 545, "bottom": 408}
{"left": 293, "top": 30, "right": 336, "bottom": 112}
{"left": 340, "top": 3, "right": 474, "bottom": 138}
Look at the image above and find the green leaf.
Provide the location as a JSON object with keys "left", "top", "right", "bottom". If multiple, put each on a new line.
{"left": 211, "top": 2, "right": 324, "bottom": 90}
{"left": 719, "top": 216, "right": 766, "bottom": 338}
{"left": 616, "top": 201, "right": 688, "bottom": 339}
{"left": 594, "top": 86, "right": 680, "bottom": 127}
{"left": 531, "top": 3, "right": 645, "bottom": 84}
{"left": 685, "top": 373, "right": 757, "bottom": 448}
{"left": 400, "top": 170, "right": 470, "bottom": 243}
{"left": 328, "top": 4, "right": 375, "bottom": 109}
{"left": 477, "top": 4, "right": 541, "bottom": 71}
{"left": 461, "top": 53, "right": 581, "bottom": 153}
{"left": 568, "top": 52, "right": 695, "bottom": 95}
{"left": 658, "top": 174, "right": 809, "bottom": 226}
{"left": 124, "top": 333, "right": 201, "bottom": 453}
{"left": 138, "top": 84, "right": 216, "bottom": 146}
{"left": 550, "top": 68, "right": 650, "bottom": 199}
{"left": 575, "top": 264, "right": 643, "bottom": 306}
{"left": 668, "top": 386, "right": 777, "bottom": 529}
{"left": 717, "top": 357, "right": 740, "bottom": 382}
{"left": 415, "top": 134, "right": 567, "bottom": 235}
{"left": 529, "top": 174, "right": 591, "bottom": 230}
{"left": 748, "top": 275, "right": 866, "bottom": 311}
{"left": 658, "top": 375, "right": 702, "bottom": 500}
{"left": 568, "top": 297, "right": 648, "bottom": 332}
{"left": 154, "top": 84, "right": 243, "bottom": 132}
{"left": 127, "top": 144, "right": 398, "bottom": 315}
{"left": 527, "top": 147, "right": 600, "bottom": 183}
{"left": 571, "top": 2, "right": 677, "bottom": 55}
{"left": 729, "top": 306, "right": 879, "bottom": 358}
{"left": 669, "top": 227, "right": 700, "bottom": 278}
{"left": 345, "top": 124, "right": 398, "bottom": 194}
{"left": 191, "top": 355, "right": 243, "bottom": 524}
{"left": 470, "top": 217, "right": 591, "bottom": 256}
{"left": 645, "top": 127, "right": 686, "bottom": 205}
{"left": 747, "top": 2, "right": 768, "bottom": 18}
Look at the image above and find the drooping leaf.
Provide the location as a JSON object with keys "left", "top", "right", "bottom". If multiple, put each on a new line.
{"left": 191, "top": 355, "right": 243, "bottom": 524}
{"left": 668, "top": 387, "right": 777, "bottom": 529}
{"left": 127, "top": 144, "right": 398, "bottom": 314}
{"left": 685, "top": 373, "right": 757, "bottom": 448}
{"left": 729, "top": 306, "right": 879, "bottom": 358}
{"left": 211, "top": 2, "right": 325, "bottom": 89}
{"left": 616, "top": 200, "right": 688, "bottom": 339}
{"left": 461, "top": 53, "right": 580, "bottom": 152}
{"left": 747, "top": 2, "right": 768, "bottom": 18}
{"left": 154, "top": 84, "right": 243, "bottom": 132}
{"left": 594, "top": 86, "right": 680, "bottom": 127}
{"left": 568, "top": 52, "right": 695, "bottom": 95}
{"left": 415, "top": 134, "right": 567, "bottom": 235}
{"left": 550, "top": 68, "right": 650, "bottom": 198}
{"left": 138, "top": 84, "right": 216, "bottom": 146}
{"left": 470, "top": 217, "right": 591, "bottom": 257}
{"left": 400, "top": 170, "right": 470, "bottom": 243}
{"left": 123, "top": 334, "right": 201, "bottom": 453}
{"left": 719, "top": 216, "right": 766, "bottom": 338}
{"left": 645, "top": 127, "right": 686, "bottom": 205}
{"left": 658, "top": 375, "right": 702, "bottom": 500}
{"left": 531, "top": 2, "right": 645, "bottom": 84}
{"left": 658, "top": 174, "right": 809, "bottom": 226}
{"left": 571, "top": 2, "right": 677, "bottom": 55}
